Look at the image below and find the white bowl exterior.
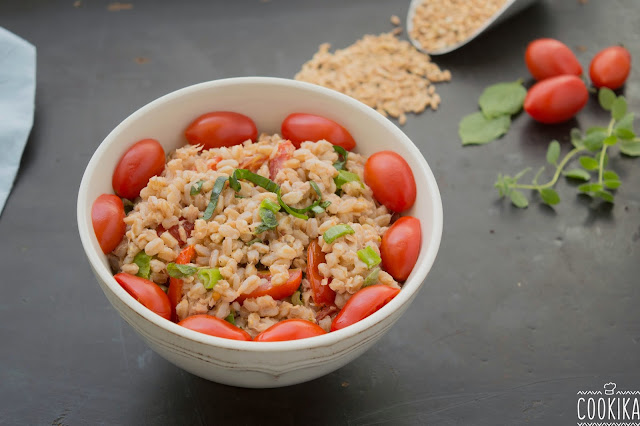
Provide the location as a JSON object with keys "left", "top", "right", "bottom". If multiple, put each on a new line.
{"left": 78, "top": 77, "right": 442, "bottom": 388}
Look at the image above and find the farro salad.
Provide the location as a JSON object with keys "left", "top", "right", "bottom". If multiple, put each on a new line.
{"left": 91, "top": 111, "right": 421, "bottom": 341}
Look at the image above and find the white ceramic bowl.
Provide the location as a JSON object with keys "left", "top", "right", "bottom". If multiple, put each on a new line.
{"left": 77, "top": 77, "right": 443, "bottom": 388}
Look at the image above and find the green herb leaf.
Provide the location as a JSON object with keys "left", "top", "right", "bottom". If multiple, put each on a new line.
{"left": 277, "top": 189, "right": 309, "bottom": 220}
{"left": 603, "top": 135, "right": 617, "bottom": 146}
{"left": 323, "top": 224, "right": 355, "bottom": 244}
{"left": 615, "top": 128, "right": 635, "bottom": 140}
{"left": 570, "top": 128, "right": 584, "bottom": 149}
{"left": 611, "top": 97, "right": 628, "bottom": 121}
{"left": 123, "top": 198, "right": 135, "bottom": 215}
{"left": 614, "top": 113, "right": 635, "bottom": 133}
{"left": 255, "top": 207, "right": 278, "bottom": 234}
{"left": 546, "top": 140, "right": 561, "bottom": 165}
{"left": 246, "top": 238, "right": 262, "bottom": 246}
{"left": 619, "top": 139, "right": 640, "bottom": 156}
{"left": 478, "top": 80, "right": 527, "bottom": 119}
{"left": 578, "top": 183, "right": 603, "bottom": 194}
{"left": 231, "top": 169, "right": 279, "bottom": 193}
{"left": 594, "top": 190, "right": 614, "bottom": 203}
{"left": 603, "top": 180, "right": 621, "bottom": 189}
{"left": 198, "top": 268, "right": 222, "bottom": 289}
{"left": 459, "top": 112, "right": 511, "bottom": 145}
{"left": 203, "top": 176, "right": 229, "bottom": 220}
{"left": 563, "top": 169, "right": 591, "bottom": 181}
{"left": 509, "top": 190, "right": 528, "bottom": 208}
{"left": 363, "top": 267, "right": 381, "bottom": 287}
{"left": 260, "top": 198, "right": 281, "bottom": 213}
{"left": 598, "top": 88, "right": 616, "bottom": 110}
{"left": 291, "top": 291, "right": 303, "bottom": 306}
{"left": 333, "top": 145, "right": 348, "bottom": 171}
{"left": 309, "top": 181, "right": 323, "bottom": 199}
{"left": 579, "top": 156, "right": 599, "bottom": 170}
{"left": 357, "top": 246, "right": 382, "bottom": 268}
{"left": 539, "top": 188, "right": 560, "bottom": 206}
{"left": 190, "top": 180, "right": 205, "bottom": 196}
{"left": 603, "top": 170, "right": 619, "bottom": 180}
{"left": 225, "top": 312, "right": 235, "bottom": 325}
{"left": 134, "top": 251, "right": 152, "bottom": 279}
{"left": 583, "top": 130, "right": 606, "bottom": 152}
{"left": 167, "top": 263, "right": 198, "bottom": 279}
{"left": 334, "top": 170, "right": 362, "bottom": 190}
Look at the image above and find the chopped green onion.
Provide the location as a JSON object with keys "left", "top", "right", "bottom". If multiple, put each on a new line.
{"left": 334, "top": 170, "right": 362, "bottom": 190}
{"left": 277, "top": 189, "right": 309, "bottom": 220}
{"left": 357, "top": 246, "right": 381, "bottom": 268}
{"left": 203, "top": 176, "right": 228, "bottom": 220}
{"left": 231, "top": 169, "right": 279, "bottom": 193}
{"left": 255, "top": 207, "right": 278, "bottom": 234}
{"left": 323, "top": 224, "right": 355, "bottom": 244}
{"left": 260, "top": 198, "right": 281, "bottom": 213}
{"left": 246, "top": 238, "right": 262, "bottom": 246}
{"left": 291, "top": 291, "right": 303, "bottom": 306}
{"left": 225, "top": 312, "right": 236, "bottom": 325}
{"left": 309, "top": 180, "right": 323, "bottom": 198}
{"left": 133, "top": 251, "right": 152, "bottom": 279}
{"left": 234, "top": 194, "right": 246, "bottom": 199}
{"left": 333, "top": 145, "right": 348, "bottom": 171}
{"left": 123, "top": 198, "right": 135, "bottom": 215}
{"left": 190, "top": 180, "right": 205, "bottom": 196}
{"left": 363, "top": 267, "right": 380, "bottom": 287}
{"left": 167, "top": 262, "right": 198, "bottom": 279}
{"left": 310, "top": 204, "right": 326, "bottom": 215}
{"left": 198, "top": 268, "right": 222, "bottom": 289}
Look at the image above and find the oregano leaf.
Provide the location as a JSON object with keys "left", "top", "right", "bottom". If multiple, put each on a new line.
{"left": 603, "top": 180, "right": 621, "bottom": 189}
{"left": 563, "top": 169, "right": 591, "bottom": 181}
{"left": 614, "top": 112, "right": 634, "bottom": 132}
{"left": 602, "top": 170, "right": 619, "bottom": 180}
{"left": 579, "top": 156, "right": 599, "bottom": 171}
{"left": 598, "top": 88, "right": 616, "bottom": 110}
{"left": 619, "top": 139, "right": 640, "bottom": 156}
{"left": 459, "top": 112, "right": 511, "bottom": 145}
{"left": 509, "top": 190, "right": 528, "bottom": 208}
{"left": 546, "top": 140, "right": 560, "bottom": 165}
{"left": 478, "top": 80, "right": 527, "bottom": 119}
{"left": 594, "top": 190, "right": 614, "bottom": 203}
{"left": 539, "top": 188, "right": 560, "bottom": 205}
{"left": 578, "top": 183, "right": 603, "bottom": 194}
{"left": 615, "top": 128, "right": 635, "bottom": 140}
{"left": 611, "top": 97, "right": 628, "bottom": 121}
{"left": 603, "top": 135, "right": 618, "bottom": 146}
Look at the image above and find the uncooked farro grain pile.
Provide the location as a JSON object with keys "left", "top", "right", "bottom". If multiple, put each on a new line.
{"left": 109, "top": 135, "right": 399, "bottom": 337}
{"left": 295, "top": 32, "right": 451, "bottom": 125}
{"left": 410, "top": 0, "right": 509, "bottom": 52}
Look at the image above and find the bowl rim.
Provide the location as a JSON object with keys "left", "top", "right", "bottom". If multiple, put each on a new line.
{"left": 77, "top": 76, "right": 443, "bottom": 352}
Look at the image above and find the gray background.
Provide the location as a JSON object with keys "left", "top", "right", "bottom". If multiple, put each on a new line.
{"left": 1, "top": 0, "right": 639, "bottom": 424}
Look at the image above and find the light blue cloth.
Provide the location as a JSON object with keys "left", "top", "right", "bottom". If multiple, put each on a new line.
{"left": 0, "top": 27, "right": 36, "bottom": 215}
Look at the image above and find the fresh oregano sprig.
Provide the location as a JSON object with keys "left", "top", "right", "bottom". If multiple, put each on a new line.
{"left": 495, "top": 88, "right": 639, "bottom": 208}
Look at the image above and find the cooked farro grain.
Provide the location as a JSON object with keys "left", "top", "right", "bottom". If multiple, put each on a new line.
{"left": 109, "top": 134, "right": 400, "bottom": 337}
{"left": 410, "top": 0, "right": 508, "bottom": 52}
{"left": 295, "top": 32, "right": 451, "bottom": 125}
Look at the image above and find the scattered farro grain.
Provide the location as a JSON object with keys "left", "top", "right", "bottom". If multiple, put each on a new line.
{"left": 410, "top": 0, "right": 508, "bottom": 52}
{"left": 295, "top": 33, "right": 451, "bottom": 124}
{"left": 107, "top": 2, "right": 133, "bottom": 11}
{"left": 390, "top": 15, "right": 401, "bottom": 26}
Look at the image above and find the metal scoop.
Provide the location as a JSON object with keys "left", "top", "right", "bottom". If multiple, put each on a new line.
{"left": 406, "top": 0, "right": 538, "bottom": 55}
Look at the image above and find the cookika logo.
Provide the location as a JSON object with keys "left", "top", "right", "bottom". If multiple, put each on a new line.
{"left": 577, "top": 382, "right": 640, "bottom": 425}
